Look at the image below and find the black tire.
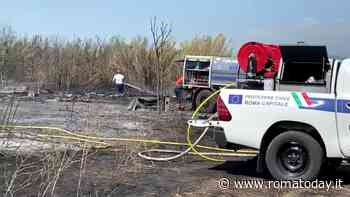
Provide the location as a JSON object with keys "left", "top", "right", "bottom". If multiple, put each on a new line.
{"left": 265, "top": 131, "right": 324, "bottom": 180}
{"left": 327, "top": 159, "right": 342, "bottom": 169}
{"left": 195, "top": 89, "right": 216, "bottom": 113}
{"left": 322, "top": 158, "right": 342, "bottom": 174}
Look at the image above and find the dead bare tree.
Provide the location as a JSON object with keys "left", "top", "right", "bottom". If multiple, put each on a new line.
{"left": 150, "top": 17, "right": 174, "bottom": 113}
{"left": 0, "top": 26, "right": 16, "bottom": 88}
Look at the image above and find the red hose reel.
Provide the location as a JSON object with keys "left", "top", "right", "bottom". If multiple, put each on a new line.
{"left": 237, "top": 42, "right": 282, "bottom": 78}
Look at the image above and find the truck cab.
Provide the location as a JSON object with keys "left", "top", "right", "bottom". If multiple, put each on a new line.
{"left": 189, "top": 43, "right": 350, "bottom": 180}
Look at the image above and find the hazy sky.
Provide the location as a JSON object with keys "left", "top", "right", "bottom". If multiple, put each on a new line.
{"left": 0, "top": 0, "right": 349, "bottom": 56}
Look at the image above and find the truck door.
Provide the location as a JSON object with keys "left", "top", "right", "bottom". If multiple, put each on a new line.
{"left": 336, "top": 59, "right": 350, "bottom": 156}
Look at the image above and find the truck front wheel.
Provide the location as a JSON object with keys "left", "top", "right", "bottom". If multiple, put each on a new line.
{"left": 265, "top": 131, "right": 324, "bottom": 180}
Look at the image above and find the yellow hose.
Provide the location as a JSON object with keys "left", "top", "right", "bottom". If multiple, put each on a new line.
{"left": 1, "top": 125, "right": 256, "bottom": 154}
{"left": 186, "top": 83, "right": 237, "bottom": 162}
{"left": 0, "top": 82, "right": 258, "bottom": 161}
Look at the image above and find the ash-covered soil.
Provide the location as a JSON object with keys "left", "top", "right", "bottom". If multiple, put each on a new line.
{"left": 1, "top": 96, "right": 350, "bottom": 197}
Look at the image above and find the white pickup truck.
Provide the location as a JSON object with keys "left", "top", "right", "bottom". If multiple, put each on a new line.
{"left": 190, "top": 45, "right": 350, "bottom": 180}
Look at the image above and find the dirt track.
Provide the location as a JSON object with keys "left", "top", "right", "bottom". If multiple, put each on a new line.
{"left": 1, "top": 97, "right": 350, "bottom": 196}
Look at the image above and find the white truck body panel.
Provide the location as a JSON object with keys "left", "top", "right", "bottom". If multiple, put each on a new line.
{"left": 220, "top": 89, "right": 342, "bottom": 157}
{"left": 336, "top": 59, "right": 350, "bottom": 156}
{"left": 213, "top": 59, "right": 350, "bottom": 158}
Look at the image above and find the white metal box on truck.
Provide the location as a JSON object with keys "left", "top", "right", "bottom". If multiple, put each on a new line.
{"left": 181, "top": 56, "right": 240, "bottom": 112}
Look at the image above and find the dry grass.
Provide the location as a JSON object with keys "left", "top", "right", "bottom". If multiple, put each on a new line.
{"left": 0, "top": 142, "right": 144, "bottom": 196}
{"left": 0, "top": 96, "right": 148, "bottom": 197}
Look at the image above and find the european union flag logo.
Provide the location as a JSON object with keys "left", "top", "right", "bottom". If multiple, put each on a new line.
{"left": 229, "top": 95, "right": 243, "bottom": 104}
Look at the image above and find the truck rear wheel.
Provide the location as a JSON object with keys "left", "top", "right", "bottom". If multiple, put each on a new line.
{"left": 195, "top": 89, "right": 216, "bottom": 113}
{"left": 265, "top": 131, "right": 323, "bottom": 180}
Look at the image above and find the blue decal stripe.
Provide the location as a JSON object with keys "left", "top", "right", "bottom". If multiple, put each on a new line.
{"left": 298, "top": 98, "right": 350, "bottom": 114}
{"left": 337, "top": 99, "right": 350, "bottom": 114}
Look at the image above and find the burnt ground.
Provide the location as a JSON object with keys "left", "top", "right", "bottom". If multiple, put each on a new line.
{"left": 1, "top": 94, "right": 350, "bottom": 197}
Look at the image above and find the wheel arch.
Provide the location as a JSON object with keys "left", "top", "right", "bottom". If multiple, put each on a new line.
{"left": 260, "top": 121, "right": 326, "bottom": 155}
{"left": 256, "top": 120, "right": 326, "bottom": 174}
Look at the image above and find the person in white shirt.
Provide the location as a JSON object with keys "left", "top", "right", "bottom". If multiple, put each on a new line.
{"left": 112, "top": 70, "right": 125, "bottom": 96}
